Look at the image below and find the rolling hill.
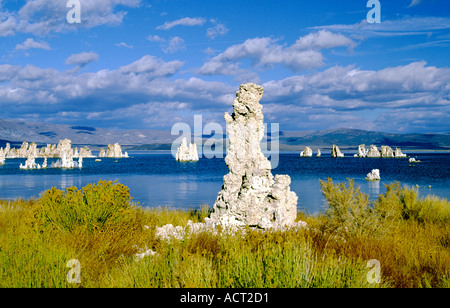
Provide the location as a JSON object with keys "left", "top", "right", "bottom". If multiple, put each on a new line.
{"left": 0, "top": 119, "right": 449, "bottom": 151}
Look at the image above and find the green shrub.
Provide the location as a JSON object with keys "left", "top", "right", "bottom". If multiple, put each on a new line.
{"left": 319, "top": 178, "right": 380, "bottom": 237}
{"left": 374, "top": 182, "right": 450, "bottom": 225}
{"left": 33, "top": 180, "right": 134, "bottom": 233}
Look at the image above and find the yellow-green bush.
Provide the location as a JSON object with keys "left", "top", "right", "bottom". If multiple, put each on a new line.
{"left": 33, "top": 180, "right": 134, "bottom": 233}
{"left": 1, "top": 179, "right": 449, "bottom": 288}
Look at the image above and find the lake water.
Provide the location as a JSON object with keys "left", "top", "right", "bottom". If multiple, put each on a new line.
{"left": 0, "top": 152, "right": 449, "bottom": 214}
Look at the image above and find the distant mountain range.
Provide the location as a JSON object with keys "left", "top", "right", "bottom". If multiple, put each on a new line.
{"left": 277, "top": 128, "right": 450, "bottom": 151}
{"left": 0, "top": 119, "right": 449, "bottom": 151}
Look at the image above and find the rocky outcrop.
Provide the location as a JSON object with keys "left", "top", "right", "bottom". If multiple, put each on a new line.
{"left": 300, "top": 146, "right": 313, "bottom": 157}
{"left": 365, "top": 169, "right": 380, "bottom": 181}
{"left": 99, "top": 143, "right": 129, "bottom": 158}
{"left": 39, "top": 144, "right": 57, "bottom": 157}
{"left": 394, "top": 147, "right": 407, "bottom": 158}
{"left": 51, "top": 155, "right": 82, "bottom": 168}
{"left": 175, "top": 137, "right": 199, "bottom": 162}
{"left": 366, "top": 145, "right": 381, "bottom": 158}
{"left": 205, "top": 83, "right": 301, "bottom": 230}
{"left": 354, "top": 144, "right": 407, "bottom": 158}
{"left": 409, "top": 157, "right": 421, "bottom": 163}
{"left": 331, "top": 145, "right": 344, "bottom": 157}
{"left": 354, "top": 144, "right": 368, "bottom": 157}
{"left": 76, "top": 146, "right": 95, "bottom": 158}
{"left": 19, "top": 154, "right": 40, "bottom": 169}
{"left": 49, "top": 139, "right": 81, "bottom": 168}
{"left": 0, "top": 148, "right": 5, "bottom": 165}
{"left": 381, "top": 146, "right": 395, "bottom": 158}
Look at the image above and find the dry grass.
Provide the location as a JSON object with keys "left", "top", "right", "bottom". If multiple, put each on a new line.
{"left": 1, "top": 179, "right": 449, "bottom": 288}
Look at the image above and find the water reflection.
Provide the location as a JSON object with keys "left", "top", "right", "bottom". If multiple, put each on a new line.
{"left": 1, "top": 153, "right": 449, "bottom": 212}
{"left": 367, "top": 180, "right": 380, "bottom": 196}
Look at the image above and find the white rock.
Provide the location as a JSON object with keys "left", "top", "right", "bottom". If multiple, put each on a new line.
{"left": 366, "top": 145, "right": 381, "bottom": 158}
{"left": 331, "top": 144, "right": 344, "bottom": 157}
{"left": 207, "top": 83, "right": 301, "bottom": 230}
{"left": 175, "top": 137, "right": 199, "bottom": 162}
{"left": 381, "top": 146, "right": 395, "bottom": 158}
{"left": 99, "top": 143, "right": 128, "bottom": 158}
{"left": 394, "top": 147, "right": 407, "bottom": 158}
{"left": 354, "top": 144, "right": 368, "bottom": 157}
{"left": 0, "top": 148, "right": 5, "bottom": 165}
{"left": 300, "top": 146, "right": 313, "bottom": 157}
{"left": 19, "top": 154, "right": 39, "bottom": 169}
{"left": 365, "top": 169, "right": 380, "bottom": 181}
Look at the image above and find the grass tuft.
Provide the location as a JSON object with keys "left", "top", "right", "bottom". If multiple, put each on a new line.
{"left": 1, "top": 179, "right": 449, "bottom": 288}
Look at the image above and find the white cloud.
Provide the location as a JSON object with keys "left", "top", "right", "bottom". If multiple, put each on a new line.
{"left": 206, "top": 23, "right": 229, "bottom": 39}
{"left": 65, "top": 52, "right": 99, "bottom": 67}
{"left": 262, "top": 61, "right": 450, "bottom": 114}
{"left": 147, "top": 34, "right": 165, "bottom": 42}
{"left": 1, "top": 57, "right": 449, "bottom": 133}
{"left": 115, "top": 42, "right": 133, "bottom": 49}
{"left": 15, "top": 38, "right": 51, "bottom": 51}
{"left": 162, "top": 36, "right": 186, "bottom": 54}
{"left": 156, "top": 17, "right": 206, "bottom": 30}
{"left": 0, "top": 11, "right": 16, "bottom": 36}
{"left": 199, "top": 31, "right": 355, "bottom": 76}
{"left": 0, "top": 0, "right": 142, "bottom": 36}
{"left": 292, "top": 30, "right": 356, "bottom": 50}
{"left": 118, "top": 55, "right": 183, "bottom": 76}
{"left": 313, "top": 17, "right": 450, "bottom": 37}
{"left": 407, "top": 0, "right": 422, "bottom": 8}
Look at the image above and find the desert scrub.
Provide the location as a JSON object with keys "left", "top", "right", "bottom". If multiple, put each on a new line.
{"left": 316, "top": 178, "right": 450, "bottom": 287}
{"left": 103, "top": 228, "right": 377, "bottom": 288}
{"left": 33, "top": 180, "right": 135, "bottom": 233}
{"left": 1, "top": 179, "right": 449, "bottom": 288}
{"left": 1, "top": 181, "right": 156, "bottom": 287}
{"left": 319, "top": 178, "right": 382, "bottom": 237}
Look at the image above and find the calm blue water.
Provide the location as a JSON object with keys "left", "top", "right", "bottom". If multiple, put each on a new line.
{"left": 0, "top": 152, "right": 449, "bottom": 214}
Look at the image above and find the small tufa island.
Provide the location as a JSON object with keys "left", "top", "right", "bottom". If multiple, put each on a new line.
{"left": 99, "top": 143, "right": 129, "bottom": 158}
{"left": 0, "top": 139, "right": 128, "bottom": 169}
{"left": 354, "top": 144, "right": 407, "bottom": 158}
{"left": 299, "top": 144, "right": 408, "bottom": 158}
{"left": 175, "top": 137, "right": 199, "bottom": 162}
{"left": 365, "top": 169, "right": 381, "bottom": 181}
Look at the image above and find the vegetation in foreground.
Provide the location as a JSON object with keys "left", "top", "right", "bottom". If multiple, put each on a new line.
{"left": 0, "top": 179, "right": 449, "bottom": 288}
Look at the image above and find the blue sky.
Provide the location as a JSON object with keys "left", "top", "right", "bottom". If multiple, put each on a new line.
{"left": 0, "top": 0, "right": 449, "bottom": 133}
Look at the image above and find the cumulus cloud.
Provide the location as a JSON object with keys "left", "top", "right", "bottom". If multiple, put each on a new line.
{"left": 156, "top": 17, "right": 206, "bottom": 30}
{"left": 162, "top": 36, "right": 186, "bottom": 54}
{"left": 206, "top": 23, "right": 229, "bottom": 39}
{"left": 118, "top": 55, "right": 183, "bottom": 76}
{"left": 0, "top": 11, "right": 16, "bottom": 36}
{"left": 199, "top": 31, "right": 355, "bottom": 76}
{"left": 263, "top": 61, "right": 450, "bottom": 104}
{"left": 0, "top": 0, "right": 141, "bottom": 36}
{"left": 65, "top": 52, "right": 99, "bottom": 67}
{"left": 313, "top": 16, "right": 450, "bottom": 37}
{"left": 0, "top": 55, "right": 234, "bottom": 128}
{"left": 147, "top": 34, "right": 165, "bottom": 42}
{"left": 1, "top": 56, "right": 448, "bottom": 132}
{"left": 292, "top": 30, "right": 356, "bottom": 51}
{"left": 260, "top": 61, "right": 450, "bottom": 132}
{"left": 15, "top": 38, "right": 51, "bottom": 51}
